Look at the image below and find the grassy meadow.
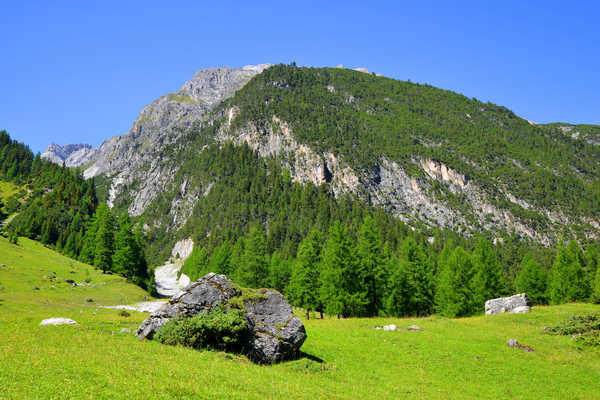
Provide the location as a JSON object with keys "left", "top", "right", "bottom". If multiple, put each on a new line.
{"left": 0, "top": 237, "right": 599, "bottom": 399}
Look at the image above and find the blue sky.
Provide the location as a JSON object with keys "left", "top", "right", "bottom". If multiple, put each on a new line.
{"left": 1, "top": 1, "right": 599, "bottom": 153}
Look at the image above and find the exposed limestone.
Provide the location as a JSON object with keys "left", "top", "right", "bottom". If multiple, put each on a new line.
{"left": 40, "top": 318, "right": 78, "bottom": 326}
{"left": 485, "top": 294, "right": 530, "bottom": 315}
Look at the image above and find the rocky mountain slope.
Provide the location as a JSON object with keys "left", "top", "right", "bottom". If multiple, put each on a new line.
{"left": 41, "top": 143, "right": 95, "bottom": 167}
{"left": 45, "top": 64, "right": 600, "bottom": 264}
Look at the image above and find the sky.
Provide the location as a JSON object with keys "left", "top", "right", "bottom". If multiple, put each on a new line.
{"left": 1, "top": 1, "right": 599, "bottom": 153}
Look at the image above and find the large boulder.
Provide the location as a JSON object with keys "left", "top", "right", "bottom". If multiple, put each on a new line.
{"left": 136, "top": 273, "right": 306, "bottom": 364}
{"left": 137, "top": 273, "right": 240, "bottom": 339}
{"left": 243, "top": 290, "right": 307, "bottom": 364}
{"left": 485, "top": 293, "right": 530, "bottom": 315}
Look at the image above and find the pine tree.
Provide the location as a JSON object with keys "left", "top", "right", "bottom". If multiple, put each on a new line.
{"left": 399, "top": 237, "right": 434, "bottom": 316}
{"left": 235, "top": 225, "right": 268, "bottom": 288}
{"left": 356, "top": 216, "right": 385, "bottom": 316}
{"left": 80, "top": 213, "right": 99, "bottom": 264}
{"left": 385, "top": 255, "right": 410, "bottom": 316}
{"left": 592, "top": 265, "right": 600, "bottom": 304}
{"left": 515, "top": 254, "right": 548, "bottom": 305}
{"left": 288, "top": 230, "right": 322, "bottom": 319}
{"left": 268, "top": 251, "right": 292, "bottom": 294}
{"left": 470, "top": 237, "right": 505, "bottom": 312}
{"left": 182, "top": 247, "right": 210, "bottom": 281}
{"left": 208, "top": 241, "right": 232, "bottom": 275}
{"left": 94, "top": 204, "right": 115, "bottom": 273}
{"left": 112, "top": 214, "right": 140, "bottom": 277}
{"left": 319, "top": 222, "right": 363, "bottom": 317}
{"left": 549, "top": 241, "right": 587, "bottom": 304}
{"left": 435, "top": 246, "right": 473, "bottom": 317}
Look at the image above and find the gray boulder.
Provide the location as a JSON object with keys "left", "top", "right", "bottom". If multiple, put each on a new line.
{"left": 485, "top": 293, "right": 529, "bottom": 315}
{"left": 40, "top": 318, "right": 78, "bottom": 326}
{"left": 136, "top": 273, "right": 306, "bottom": 364}
{"left": 243, "top": 290, "right": 307, "bottom": 364}
{"left": 136, "top": 273, "right": 240, "bottom": 340}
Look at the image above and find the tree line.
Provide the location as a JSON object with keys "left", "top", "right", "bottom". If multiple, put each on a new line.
{"left": 182, "top": 215, "right": 600, "bottom": 318}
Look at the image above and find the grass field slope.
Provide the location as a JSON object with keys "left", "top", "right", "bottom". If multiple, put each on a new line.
{"left": 1, "top": 237, "right": 599, "bottom": 399}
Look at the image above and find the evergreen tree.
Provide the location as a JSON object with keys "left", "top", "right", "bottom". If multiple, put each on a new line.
{"left": 592, "top": 264, "right": 600, "bottom": 304}
{"left": 181, "top": 247, "right": 210, "bottom": 281}
{"left": 235, "top": 225, "right": 268, "bottom": 288}
{"left": 94, "top": 204, "right": 115, "bottom": 273}
{"left": 356, "top": 216, "right": 385, "bottom": 316}
{"left": 288, "top": 230, "right": 322, "bottom": 318}
{"left": 549, "top": 241, "right": 587, "bottom": 304}
{"left": 470, "top": 237, "right": 505, "bottom": 312}
{"left": 208, "top": 241, "right": 232, "bottom": 275}
{"left": 385, "top": 255, "right": 410, "bottom": 316}
{"left": 319, "top": 222, "right": 363, "bottom": 317}
{"left": 514, "top": 254, "right": 548, "bottom": 305}
{"left": 399, "top": 237, "right": 434, "bottom": 316}
{"left": 113, "top": 214, "right": 141, "bottom": 278}
{"left": 435, "top": 246, "right": 473, "bottom": 317}
{"left": 268, "top": 251, "right": 292, "bottom": 294}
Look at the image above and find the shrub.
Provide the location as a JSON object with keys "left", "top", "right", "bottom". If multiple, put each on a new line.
{"left": 118, "top": 310, "right": 131, "bottom": 317}
{"left": 546, "top": 313, "right": 600, "bottom": 347}
{"left": 155, "top": 306, "right": 247, "bottom": 351}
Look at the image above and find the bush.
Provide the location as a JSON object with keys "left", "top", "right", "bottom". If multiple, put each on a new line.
{"left": 546, "top": 313, "right": 600, "bottom": 347}
{"left": 155, "top": 306, "right": 247, "bottom": 351}
{"left": 118, "top": 310, "right": 131, "bottom": 317}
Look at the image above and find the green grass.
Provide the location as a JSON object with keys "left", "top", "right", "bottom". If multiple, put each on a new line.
{"left": 1, "top": 237, "right": 599, "bottom": 399}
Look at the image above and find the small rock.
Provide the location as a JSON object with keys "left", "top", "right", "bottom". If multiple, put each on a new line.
{"left": 572, "top": 333, "right": 582, "bottom": 339}
{"left": 70, "top": 271, "right": 76, "bottom": 274}
{"left": 507, "top": 339, "right": 534, "bottom": 352}
{"left": 120, "top": 328, "right": 132, "bottom": 334}
{"left": 510, "top": 306, "right": 531, "bottom": 314}
{"left": 407, "top": 325, "right": 423, "bottom": 331}
{"left": 65, "top": 279, "right": 75, "bottom": 284}
{"left": 33, "top": 287, "right": 40, "bottom": 290}
{"left": 375, "top": 326, "right": 382, "bottom": 330}
{"left": 383, "top": 324, "right": 397, "bottom": 331}
{"left": 1, "top": 264, "right": 6, "bottom": 267}
{"left": 86, "top": 298, "right": 94, "bottom": 303}
{"left": 40, "top": 318, "right": 78, "bottom": 326}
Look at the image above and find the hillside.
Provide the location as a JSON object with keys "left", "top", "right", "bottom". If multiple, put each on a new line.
{"left": 49, "top": 64, "right": 597, "bottom": 267}
{"left": 1, "top": 237, "right": 599, "bottom": 399}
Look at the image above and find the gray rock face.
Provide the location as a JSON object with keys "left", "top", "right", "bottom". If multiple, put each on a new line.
{"left": 41, "top": 143, "right": 95, "bottom": 167}
{"left": 485, "top": 293, "right": 529, "bottom": 315}
{"left": 83, "top": 64, "right": 270, "bottom": 213}
{"left": 136, "top": 273, "right": 306, "bottom": 364}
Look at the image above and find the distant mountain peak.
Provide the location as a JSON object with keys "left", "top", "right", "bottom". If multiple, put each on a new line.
{"left": 42, "top": 143, "right": 95, "bottom": 167}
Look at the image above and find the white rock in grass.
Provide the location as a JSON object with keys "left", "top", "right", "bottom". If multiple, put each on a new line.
{"left": 40, "top": 318, "right": 78, "bottom": 326}
{"left": 383, "top": 324, "right": 397, "bottom": 331}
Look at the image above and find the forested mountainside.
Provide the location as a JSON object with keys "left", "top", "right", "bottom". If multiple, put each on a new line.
{"left": 0, "top": 130, "right": 149, "bottom": 287}
{"left": 79, "top": 64, "right": 596, "bottom": 262}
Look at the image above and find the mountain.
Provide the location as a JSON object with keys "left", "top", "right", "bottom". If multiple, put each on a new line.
{"left": 41, "top": 143, "right": 95, "bottom": 167}
{"left": 44, "top": 64, "right": 600, "bottom": 265}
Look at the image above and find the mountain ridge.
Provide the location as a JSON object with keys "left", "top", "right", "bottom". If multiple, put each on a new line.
{"left": 40, "top": 64, "right": 600, "bottom": 264}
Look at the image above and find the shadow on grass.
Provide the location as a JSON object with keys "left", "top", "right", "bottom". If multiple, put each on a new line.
{"left": 294, "top": 350, "right": 324, "bottom": 363}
